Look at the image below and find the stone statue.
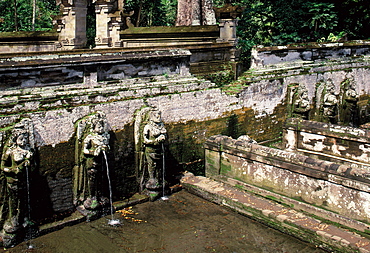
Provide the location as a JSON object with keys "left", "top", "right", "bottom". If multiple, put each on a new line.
{"left": 340, "top": 78, "right": 359, "bottom": 126}
{"left": 73, "top": 112, "right": 110, "bottom": 214}
{"left": 135, "top": 106, "right": 167, "bottom": 201}
{"left": 292, "top": 84, "right": 310, "bottom": 119}
{"left": 0, "top": 119, "right": 34, "bottom": 247}
{"left": 321, "top": 79, "right": 338, "bottom": 124}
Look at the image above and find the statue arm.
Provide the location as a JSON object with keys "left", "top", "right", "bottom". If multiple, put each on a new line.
{"left": 1, "top": 149, "right": 30, "bottom": 174}
{"left": 143, "top": 125, "right": 154, "bottom": 145}
{"left": 83, "top": 136, "right": 94, "bottom": 155}
{"left": 0, "top": 152, "right": 8, "bottom": 172}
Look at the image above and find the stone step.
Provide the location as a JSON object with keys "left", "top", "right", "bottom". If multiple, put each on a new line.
{"left": 181, "top": 172, "right": 370, "bottom": 253}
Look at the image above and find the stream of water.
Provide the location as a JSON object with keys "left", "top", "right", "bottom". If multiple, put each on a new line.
{"left": 161, "top": 143, "right": 168, "bottom": 201}
{"left": 103, "top": 151, "right": 120, "bottom": 226}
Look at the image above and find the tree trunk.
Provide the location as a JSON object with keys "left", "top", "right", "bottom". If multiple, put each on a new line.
{"left": 176, "top": 0, "right": 193, "bottom": 26}
{"left": 14, "top": 0, "right": 18, "bottom": 31}
{"left": 32, "top": 0, "right": 36, "bottom": 31}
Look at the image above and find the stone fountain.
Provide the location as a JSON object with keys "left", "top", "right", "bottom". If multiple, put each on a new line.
{"left": 0, "top": 119, "right": 35, "bottom": 247}
{"left": 73, "top": 112, "right": 110, "bottom": 219}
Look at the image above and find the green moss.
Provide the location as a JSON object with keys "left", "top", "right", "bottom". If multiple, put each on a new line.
{"left": 234, "top": 184, "right": 244, "bottom": 190}
{"left": 220, "top": 163, "right": 232, "bottom": 174}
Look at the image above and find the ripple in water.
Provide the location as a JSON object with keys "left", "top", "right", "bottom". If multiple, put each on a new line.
{"left": 108, "top": 219, "right": 121, "bottom": 226}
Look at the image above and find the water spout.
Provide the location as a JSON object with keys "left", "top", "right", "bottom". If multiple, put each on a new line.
{"left": 25, "top": 166, "right": 36, "bottom": 248}
{"left": 103, "top": 151, "right": 121, "bottom": 226}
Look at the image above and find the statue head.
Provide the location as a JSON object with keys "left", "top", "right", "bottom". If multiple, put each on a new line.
{"left": 9, "top": 127, "right": 30, "bottom": 150}
{"left": 15, "top": 132, "right": 28, "bottom": 148}
{"left": 326, "top": 79, "right": 335, "bottom": 93}
{"left": 88, "top": 111, "right": 107, "bottom": 135}
{"left": 297, "top": 84, "right": 308, "bottom": 98}
{"left": 149, "top": 109, "right": 162, "bottom": 124}
{"left": 92, "top": 120, "right": 104, "bottom": 134}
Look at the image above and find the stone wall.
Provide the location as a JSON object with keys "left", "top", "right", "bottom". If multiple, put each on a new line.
{"left": 0, "top": 49, "right": 190, "bottom": 90}
{"left": 0, "top": 56, "right": 244, "bottom": 217}
{"left": 233, "top": 51, "right": 370, "bottom": 127}
{"left": 205, "top": 135, "right": 370, "bottom": 223}
{"left": 284, "top": 118, "right": 370, "bottom": 168}
{"left": 0, "top": 44, "right": 369, "bottom": 222}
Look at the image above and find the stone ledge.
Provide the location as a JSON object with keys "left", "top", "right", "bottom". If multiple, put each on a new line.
{"left": 0, "top": 76, "right": 216, "bottom": 116}
{"left": 181, "top": 172, "right": 370, "bottom": 253}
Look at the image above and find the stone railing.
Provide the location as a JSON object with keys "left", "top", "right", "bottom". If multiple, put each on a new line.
{"left": 284, "top": 118, "right": 370, "bottom": 167}
{"left": 251, "top": 40, "right": 370, "bottom": 69}
{"left": 205, "top": 135, "right": 370, "bottom": 223}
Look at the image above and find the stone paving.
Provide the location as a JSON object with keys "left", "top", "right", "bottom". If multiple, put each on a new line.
{"left": 181, "top": 172, "right": 370, "bottom": 253}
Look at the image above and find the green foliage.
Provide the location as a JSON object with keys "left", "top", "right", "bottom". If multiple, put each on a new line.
{"left": 235, "top": 0, "right": 370, "bottom": 64}
{"left": 317, "top": 31, "right": 348, "bottom": 43}
{"left": 203, "top": 70, "right": 234, "bottom": 88}
{"left": 125, "top": 0, "right": 177, "bottom": 27}
{"left": 0, "top": 0, "right": 58, "bottom": 32}
{"left": 303, "top": 2, "right": 338, "bottom": 39}
{"left": 86, "top": 3, "right": 96, "bottom": 48}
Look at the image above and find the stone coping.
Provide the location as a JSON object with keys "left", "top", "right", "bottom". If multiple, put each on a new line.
{"left": 0, "top": 49, "right": 192, "bottom": 68}
{"left": 120, "top": 25, "right": 219, "bottom": 35}
{"left": 0, "top": 31, "right": 58, "bottom": 41}
{"left": 0, "top": 42, "right": 232, "bottom": 59}
{"left": 181, "top": 172, "right": 370, "bottom": 253}
{"left": 254, "top": 40, "right": 370, "bottom": 52}
{"left": 285, "top": 118, "right": 370, "bottom": 143}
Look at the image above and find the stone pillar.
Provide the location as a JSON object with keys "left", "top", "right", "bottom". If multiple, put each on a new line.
{"left": 55, "top": 0, "right": 88, "bottom": 49}
{"left": 109, "top": 16, "right": 123, "bottom": 47}
{"left": 94, "top": 0, "right": 123, "bottom": 48}
{"left": 213, "top": 4, "right": 244, "bottom": 62}
{"left": 191, "top": 0, "right": 201, "bottom": 25}
{"left": 217, "top": 19, "right": 238, "bottom": 44}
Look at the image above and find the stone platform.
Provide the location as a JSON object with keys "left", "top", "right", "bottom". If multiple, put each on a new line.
{"left": 181, "top": 172, "right": 370, "bottom": 253}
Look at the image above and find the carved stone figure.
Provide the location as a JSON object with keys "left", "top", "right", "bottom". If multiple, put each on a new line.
{"left": 73, "top": 112, "right": 110, "bottom": 214}
{"left": 0, "top": 119, "right": 34, "bottom": 247}
{"left": 237, "top": 135, "right": 257, "bottom": 143}
{"left": 135, "top": 107, "right": 167, "bottom": 201}
{"left": 340, "top": 78, "right": 359, "bottom": 126}
{"left": 321, "top": 79, "right": 338, "bottom": 124}
{"left": 292, "top": 84, "right": 310, "bottom": 119}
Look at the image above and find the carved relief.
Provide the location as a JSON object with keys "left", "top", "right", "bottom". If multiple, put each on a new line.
{"left": 135, "top": 106, "right": 167, "bottom": 201}
{"left": 339, "top": 77, "right": 359, "bottom": 126}
{"left": 0, "top": 119, "right": 35, "bottom": 247}
{"left": 291, "top": 83, "right": 310, "bottom": 120}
